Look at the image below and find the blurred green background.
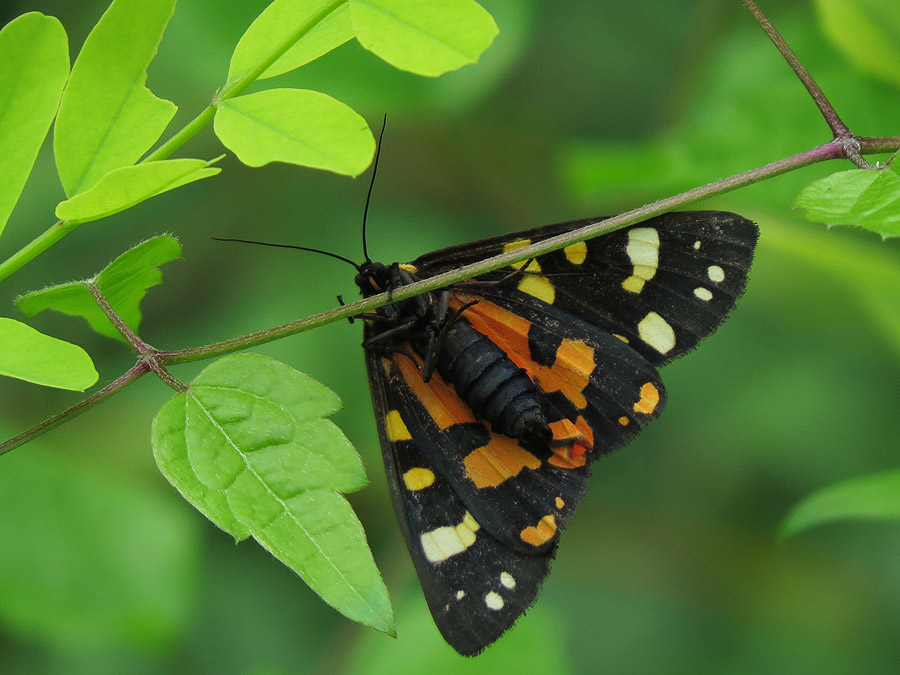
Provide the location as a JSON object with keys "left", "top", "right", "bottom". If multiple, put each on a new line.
{"left": 2, "top": 0, "right": 900, "bottom": 673}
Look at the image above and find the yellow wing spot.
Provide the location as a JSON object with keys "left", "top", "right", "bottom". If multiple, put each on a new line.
{"left": 500, "top": 572, "right": 516, "bottom": 589}
{"left": 633, "top": 382, "right": 660, "bottom": 415}
{"left": 398, "top": 263, "right": 418, "bottom": 273}
{"left": 420, "top": 512, "right": 481, "bottom": 563}
{"left": 693, "top": 240, "right": 702, "bottom": 250}
{"left": 555, "top": 496, "right": 565, "bottom": 509}
{"left": 502, "top": 239, "right": 542, "bottom": 272}
{"left": 385, "top": 410, "right": 412, "bottom": 442}
{"left": 517, "top": 274, "right": 555, "bottom": 304}
{"left": 637, "top": 311, "right": 676, "bottom": 354}
{"left": 707, "top": 265, "right": 725, "bottom": 282}
{"left": 618, "top": 416, "right": 630, "bottom": 426}
{"left": 694, "top": 287, "right": 713, "bottom": 302}
{"left": 564, "top": 241, "right": 588, "bottom": 265}
{"left": 402, "top": 467, "right": 435, "bottom": 491}
{"left": 464, "top": 435, "right": 541, "bottom": 488}
{"left": 621, "top": 227, "right": 659, "bottom": 294}
{"left": 613, "top": 333, "right": 630, "bottom": 343}
{"left": 503, "top": 239, "right": 531, "bottom": 254}
{"left": 520, "top": 514, "right": 557, "bottom": 547}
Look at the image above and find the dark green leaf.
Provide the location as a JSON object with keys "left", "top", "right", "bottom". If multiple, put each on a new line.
{"left": 151, "top": 353, "right": 394, "bottom": 634}
{"left": 781, "top": 469, "right": 900, "bottom": 538}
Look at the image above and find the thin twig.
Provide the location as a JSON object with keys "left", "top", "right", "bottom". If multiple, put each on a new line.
{"left": 742, "top": 0, "right": 848, "bottom": 136}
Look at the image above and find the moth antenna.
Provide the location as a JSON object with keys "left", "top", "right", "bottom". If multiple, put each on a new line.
{"left": 361, "top": 114, "right": 387, "bottom": 264}
{"left": 211, "top": 237, "right": 361, "bottom": 271}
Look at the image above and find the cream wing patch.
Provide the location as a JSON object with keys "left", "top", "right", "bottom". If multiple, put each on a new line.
{"left": 420, "top": 511, "right": 481, "bottom": 563}
{"left": 637, "top": 311, "right": 676, "bottom": 354}
{"left": 621, "top": 227, "right": 660, "bottom": 294}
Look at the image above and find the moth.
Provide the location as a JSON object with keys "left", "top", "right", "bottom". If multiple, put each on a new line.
{"left": 355, "top": 209, "right": 757, "bottom": 654}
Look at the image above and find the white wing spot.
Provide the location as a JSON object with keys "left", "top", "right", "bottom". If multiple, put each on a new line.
{"left": 485, "top": 592, "right": 504, "bottom": 611}
{"left": 621, "top": 227, "right": 660, "bottom": 294}
{"left": 500, "top": 572, "right": 516, "bottom": 589}
{"left": 637, "top": 311, "right": 676, "bottom": 354}
{"left": 708, "top": 265, "right": 725, "bottom": 282}
{"left": 420, "top": 512, "right": 481, "bottom": 562}
{"left": 694, "top": 287, "right": 713, "bottom": 302}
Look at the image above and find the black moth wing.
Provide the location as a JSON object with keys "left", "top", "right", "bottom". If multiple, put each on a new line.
{"left": 412, "top": 210, "right": 759, "bottom": 365}
{"left": 365, "top": 350, "right": 554, "bottom": 656}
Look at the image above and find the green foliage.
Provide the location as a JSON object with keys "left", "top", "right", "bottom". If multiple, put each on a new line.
{"left": 151, "top": 353, "right": 394, "bottom": 633}
{"left": 0, "top": 318, "right": 97, "bottom": 390}
{"left": 17, "top": 235, "right": 182, "bottom": 341}
{"left": 0, "top": 449, "right": 199, "bottom": 648}
{"left": 795, "top": 162, "right": 900, "bottom": 237}
{"left": 227, "top": 0, "right": 354, "bottom": 82}
{"left": 0, "top": 12, "right": 68, "bottom": 234}
{"left": 55, "top": 159, "right": 222, "bottom": 224}
{"left": 53, "top": 0, "right": 179, "bottom": 196}
{"left": 350, "top": 0, "right": 499, "bottom": 76}
{"left": 214, "top": 89, "right": 374, "bottom": 174}
{"left": 0, "top": 1, "right": 899, "bottom": 672}
{"left": 814, "top": 0, "right": 900, "bottom": 88}
{"left": 781, "top": 469, "right": 900, "bottom": 537}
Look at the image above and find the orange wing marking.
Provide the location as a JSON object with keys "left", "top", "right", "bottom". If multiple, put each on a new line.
{"left": 463, "top": 434, "right": 541, "bottom": 488}
{"left": 393, "top": 353, "right": 477, "bottom": 428}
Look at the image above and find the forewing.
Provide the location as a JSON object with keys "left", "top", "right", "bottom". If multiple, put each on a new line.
{"left": 414, "top": 211, "right": 758, "bottom": 364}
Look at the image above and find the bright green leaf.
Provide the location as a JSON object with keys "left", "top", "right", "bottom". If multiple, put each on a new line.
{"left": 814, "top": 0, "right": 900, "bottom": 89}
{"left": 0, "top": 449, "right": 199, "bottom": 648}
{"left": 55, "top": 158, "right": 221, "bottom": 224}
{"left": 54, "top": 0, "right": 178, "bottom": 196}
{"left": 794, "top": 165, "right": 900, "bottom": 238}
{"left": 0, "top": 318, "right": 97, "bottom": 390}
{"left": 0, "top": 12, "right": 69, "bottom": 235}
{"left": 781, "top": 469, "right": 900, "bottom": 538}
{"left": 350, "top": 0, "right": 498, "bottom": 77}
{"left": 214, "top": 89, "right": 375, "bottom": 175}
{"left": 16, "top": 235, "right": 182, "bottom": 341}
{"left": 228, "top": 0, "right": 354, "bottom": 83}
{"left": 151, "top": 353, "right": 394, "bottom": 634}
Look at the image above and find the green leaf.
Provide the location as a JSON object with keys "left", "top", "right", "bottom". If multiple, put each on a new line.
{"left": 0, "top": 318, "right": 97, "bottom": 390}
{"left": 55, "top": 158, "right": 222, "bottom": 224}
{"left": 0, "top": 12, "right": 69, "bottom": 236}
{"left": 228, "top": 0, "right": 354, "bottom": 83}
{"left": 350, "top": 0, "right": 498, "bottom": 77}
{"left": 781, "top": 469, "right": 900, "bottom": 538}
{"left": 214, "top": 89, "right": 375, "bottom": 175}
{"left": 794, "top": 165, "right": 900, "bottom": 238}
{"left": 54, "top": 0, "right": 178, "bottom": 196}
{"left": 16, "top": 235, "right": 182, "bottom": 341}
{"left": 0, "top": 449, "right": 199, "bottom": 648}
{"left": 151, "top": 353, "right": 394, "bottom": 634}
{"left": 814, "top": 0, "right": 900, "bottom": 89}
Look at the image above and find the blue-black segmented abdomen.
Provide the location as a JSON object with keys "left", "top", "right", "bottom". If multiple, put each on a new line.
{"left": 432, "top": 317, "right": 550, "bottom": 448}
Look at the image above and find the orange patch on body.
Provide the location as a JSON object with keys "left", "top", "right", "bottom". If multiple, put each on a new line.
{"left": 520, "top": 514, "right": 558, "bottom": 547}
{"left": 633, "top": 382, "right": 660, "bottom": 415}
{"left": 464, "top": 435, "right": 541, "bottom": 488}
